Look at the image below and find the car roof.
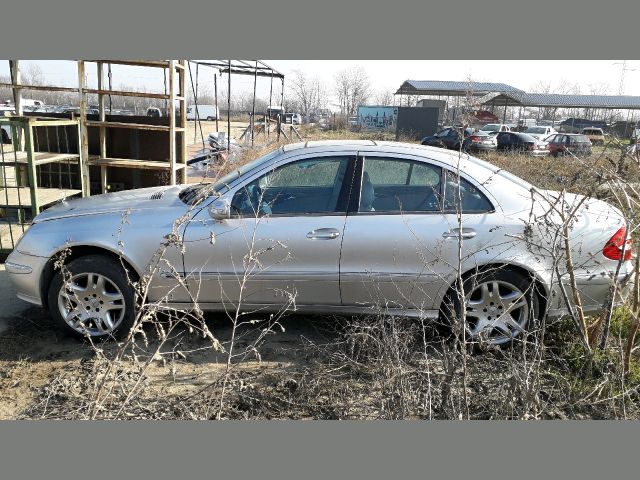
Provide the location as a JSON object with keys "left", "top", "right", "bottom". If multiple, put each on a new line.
{"left": 278, "top": 139, "right": 530, "bottom": 188}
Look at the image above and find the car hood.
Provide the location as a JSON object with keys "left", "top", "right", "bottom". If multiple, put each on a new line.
{"left": 33, "top": 185, "right": 187, "bottom": 223}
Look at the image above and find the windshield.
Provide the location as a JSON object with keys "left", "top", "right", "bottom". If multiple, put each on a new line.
{"left": 526, "top": 127, "right": 546, "bottom": 134}
{"left": 480, "top": 124, "right": 500, "bottom": 132}
{"left": 179, "top": 149, "right": 281, "bottom": 205}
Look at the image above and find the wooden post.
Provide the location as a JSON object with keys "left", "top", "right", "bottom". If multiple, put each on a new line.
{"left": 227, "top": 60, "right": 231, "bottom": 154}
{"left": 268, "top": 71, "right": 274, "bottom": 137}
{"left": 251, "top": 60, "right": 258, "bottom": 147}
{"left": 77, "top": 60, "right": 90, "bottom": 195}
{"left": 179, "top": 60, "right": 187, "bottom": 182}
{"left": 23, "top": 121, "right": 39, "bottom": 216}
{"left": 168, "top": 60, "right": 177, "bottom": 185}
{"left": 9, "top": 61, "right": 23, "bottom": 150}
{"left": 9, "top": 61, "right": 22, "bottom": 116}
{"left": 214, "top": 73, "right": 219, "bottom": 133}
{"left": 97, "top": 61, "right": 107, "bottom": 194}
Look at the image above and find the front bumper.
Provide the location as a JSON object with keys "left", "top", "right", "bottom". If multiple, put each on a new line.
{"left": 4, "top": 250, "right": 49, "bottom": 306}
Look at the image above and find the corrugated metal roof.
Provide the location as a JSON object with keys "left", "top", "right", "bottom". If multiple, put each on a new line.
{"left": 478, "top": 91, "right": 640, "bottom": 109}
{"left": 396, "top": 80, "right": 524, "bottom": 96}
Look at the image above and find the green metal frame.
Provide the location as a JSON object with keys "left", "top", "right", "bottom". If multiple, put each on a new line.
{"left": 0, "top": 116, "right": 86, "bottom": 254}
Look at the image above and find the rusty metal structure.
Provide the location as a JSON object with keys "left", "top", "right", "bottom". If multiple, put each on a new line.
{"left": 80, "top": 60, "right": 187, "bottom": 193}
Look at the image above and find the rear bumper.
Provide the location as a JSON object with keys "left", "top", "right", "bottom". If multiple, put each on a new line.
{"left": 546, "top": 268, "right": 635, "bottom": 318}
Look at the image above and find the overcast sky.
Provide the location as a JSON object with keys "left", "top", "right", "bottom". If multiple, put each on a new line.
{"left": 1, "top": 60, "right": 638, "bottom": 106}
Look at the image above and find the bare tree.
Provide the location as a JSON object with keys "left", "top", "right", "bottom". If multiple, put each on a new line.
{"left": 288, "top": 70, "right": 328, "bottom": 121}
{"left": 373, "top": 88, "right": 394, "bottom": 106}
{"left": 334, "top": 66, "right": 371, "bottom": 116}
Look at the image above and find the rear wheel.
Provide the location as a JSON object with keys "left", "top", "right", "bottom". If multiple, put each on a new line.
{"left": 48, "top": 255, "right": 136, "bottom": 340}
{"left": 1, "top": 129, "right": 9, "bottom": 144}
{"left": 443, "top": 269, "right": 540, "bottom": 346}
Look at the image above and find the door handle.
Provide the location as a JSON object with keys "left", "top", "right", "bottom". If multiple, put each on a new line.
{"left": 307, "top": 228, "right": 341, "bottom": 240}
{"left": 442, "top": 228, "right": 477, "bottom": 239}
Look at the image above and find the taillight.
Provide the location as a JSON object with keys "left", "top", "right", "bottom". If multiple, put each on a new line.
{"left": 602, "top": 226, "right": 633, "bottom": 261}
{"left": 528, "top": 143, "right": 535, "bottom": 151}
{"left": 470, "top": 136, "right": 481, "bottom": 142}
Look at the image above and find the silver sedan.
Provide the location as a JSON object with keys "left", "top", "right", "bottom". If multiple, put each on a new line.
{"left": 5, "top": 140, "right": 634, "bottom": 345}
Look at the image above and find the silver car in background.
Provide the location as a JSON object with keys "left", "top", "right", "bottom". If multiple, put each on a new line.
{"left": 5, "top": 140, "right": 634, "bottom": 345}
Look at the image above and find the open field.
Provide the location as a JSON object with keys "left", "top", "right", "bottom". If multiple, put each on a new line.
{"left": 2, "top": 129, "right": 640, "bottom": 419}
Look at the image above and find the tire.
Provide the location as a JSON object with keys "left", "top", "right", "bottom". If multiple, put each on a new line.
{"left": 442, "top": 269, "right": 540, "bottom": 347}
{"left": 206, "top": 116, "right": 213, "bottom": 121}
{"left": 1, "top": 129, "right": 9, "bottom": 144}
{"left": 48, "top": 255, "right": 136, "bottom": 340}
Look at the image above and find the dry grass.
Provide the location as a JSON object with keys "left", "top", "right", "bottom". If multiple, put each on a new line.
{"left": 3, "top": 129, "right": 640, "bottom": 420}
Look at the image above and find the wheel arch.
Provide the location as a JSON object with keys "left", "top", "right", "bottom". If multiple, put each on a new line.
{"left": 40, "top": 245, "right": 141, "bottom": 310}
{"left": 438, "top": 262, "right": 549, "bottom": 316}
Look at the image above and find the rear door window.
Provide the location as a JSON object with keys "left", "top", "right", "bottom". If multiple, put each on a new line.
{"left": 444, "top": 172, "right": 493, "bottom": 213}
{"left": 359, "top": 157, "right": 442, "bottom": 212}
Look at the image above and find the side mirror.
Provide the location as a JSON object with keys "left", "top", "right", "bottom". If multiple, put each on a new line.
{"left": 208, "top": 198, "right": 231, "bottom": 221}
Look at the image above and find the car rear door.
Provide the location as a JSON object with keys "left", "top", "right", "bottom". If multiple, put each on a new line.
{"left": 339, "top": 153, "right": 497, "bottom": 314}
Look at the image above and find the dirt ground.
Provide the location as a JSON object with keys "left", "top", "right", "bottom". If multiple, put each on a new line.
{"left": 0, "top": 294, "right": 338, "bottom": 419}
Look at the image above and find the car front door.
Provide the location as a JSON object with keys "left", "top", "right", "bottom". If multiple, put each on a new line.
{"left": 181, "top": 153, "right": 356, "bottom": 309}
{"left": 339, "top": 154, "right": 496, "bottom": 315}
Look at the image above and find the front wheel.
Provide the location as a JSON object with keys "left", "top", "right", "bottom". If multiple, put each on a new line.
{"left": 48, "top": 255, "right": 136, "bottom": 340}
{"left": 443, "top": 269, "right": 540, "bottom": 346}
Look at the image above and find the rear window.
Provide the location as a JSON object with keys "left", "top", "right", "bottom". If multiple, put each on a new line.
{"left": 582, "top": 129, "right": 602, "bottom": 135}
{"left": 525, "top": 127, "right": 546, "bottom": 134}
{"left": 575, "top": 135, "right": 591, "bottom": 142}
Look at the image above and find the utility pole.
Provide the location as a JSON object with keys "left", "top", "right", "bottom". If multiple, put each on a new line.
{"left": 614, "top": 61, "right": 636, "bottom": 95}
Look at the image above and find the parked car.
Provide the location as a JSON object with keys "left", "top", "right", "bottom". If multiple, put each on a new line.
{"left": 421, "top": 127, "right": 474, "bottom": 150}
{"left": 480, "top": 123, "right": 512, "bottom": 133}
{"left": 558, "top": 118, "right": 607, "bottom": 133}
{"left": 518, "top": 118, "right": 537, "bottom": 129}
{"left": 462, "top": 130, "right": 497, "bottom": 152}
{"left": 496, "top": 132, "right": 548, "bottom": 156}
{"left": 546, "top": 133, "right": 593, "bottom": 157}
{"left": 6, "top": 140, "right": 634, "bottom": 346}
{"left": 525, "top": 126, "right": 557, "bottom": 141}
{"left": 581, "top": 127, "right": 605, "bottom": 145}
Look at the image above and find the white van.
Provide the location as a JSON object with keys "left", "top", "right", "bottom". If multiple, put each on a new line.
{"left": 187, "top": 105, "right": 218, "bottom": 121}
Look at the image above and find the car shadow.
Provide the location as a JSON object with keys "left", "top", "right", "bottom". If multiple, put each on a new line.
{"left": 0, "top": 308, "right": 342, "bottom": 366}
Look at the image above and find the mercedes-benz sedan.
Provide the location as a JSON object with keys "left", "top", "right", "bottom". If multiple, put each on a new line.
{"left": 5, "top": 140, "right": 634, "bottom": 345}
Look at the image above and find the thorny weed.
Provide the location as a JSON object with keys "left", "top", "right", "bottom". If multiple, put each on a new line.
{"left": 20, "top": 127, "right": 640, "bottom": 420}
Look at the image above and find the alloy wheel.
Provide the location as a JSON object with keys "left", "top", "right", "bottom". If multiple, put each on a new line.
{"left": 57, "top": 272, "right": 126, "bottom": 336}
{"left": 464, "top": 280, "right": 530, "bottom": 345}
